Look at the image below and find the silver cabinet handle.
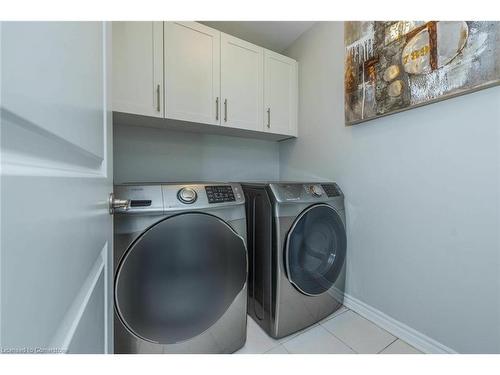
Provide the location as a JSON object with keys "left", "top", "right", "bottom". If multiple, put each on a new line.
{"left": 216, "top": 97, "right": 219, "bottom": 121}
{"left": 267, "top": 107, "right": 271, "bottom": 128}
{"left": 156, "top": 84, "right": 161, "bottom": 112}
{"left": 224, "top": 99, "right": 228, "bottom": 122}
{"left": 108, "top": 193, "right": 130, "bottom": 215}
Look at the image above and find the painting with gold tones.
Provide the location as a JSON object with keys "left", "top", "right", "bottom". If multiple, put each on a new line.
{"left": 344, "top": 21, "right": 500, "bottom": 125}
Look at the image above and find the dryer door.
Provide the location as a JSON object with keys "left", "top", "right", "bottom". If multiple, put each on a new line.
{"left": 114, "top": 212, "right": 247, "bottom": 344}
{"left": 285, "top": 204, "right": 346, "bottom": 296}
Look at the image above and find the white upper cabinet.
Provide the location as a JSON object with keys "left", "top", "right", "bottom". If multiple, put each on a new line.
{"left": 220, "top": 33, "right": 264, "bottom": 132}
{"left": 112, "top": 21, "right": 298, "bottom": 140}
{"left": 164, "top": 22, "right": 221, "bottom": 125}
{"left": 112, "top": 22, "right": 163, "bottom": 117}
{"left": 264, "top": 50, "right": 298, "bottom": 137}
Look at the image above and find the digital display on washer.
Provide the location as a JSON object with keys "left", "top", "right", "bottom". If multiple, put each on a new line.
{"left": 205, "top": 186, "right": 235, "bottom": 203}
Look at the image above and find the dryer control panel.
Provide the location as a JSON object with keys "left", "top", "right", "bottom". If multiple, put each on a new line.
{"left": 269, "top": 182, "right": 343, "bottom": 204}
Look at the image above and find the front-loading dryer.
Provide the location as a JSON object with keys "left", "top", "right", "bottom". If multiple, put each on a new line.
{"left": 113, "top": 183, "right": 248, "bottom": 353}
{"left": 242, "top": 182, "right": 346, "bottom": 339}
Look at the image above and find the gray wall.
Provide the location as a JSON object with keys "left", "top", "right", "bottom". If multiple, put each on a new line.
{"left": 114, "top": 123, "right": 279, "bottom": 184}
{"left": 280, "top": 22, "right": 500, "bottom": 353}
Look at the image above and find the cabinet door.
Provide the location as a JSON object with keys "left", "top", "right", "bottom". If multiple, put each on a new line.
{"left": 221, "top": 33, "right": 264, "bottom": 131}
{"left": 165, "top": 22, "right": 221, "bottom": 125}
{"left": 112, "top": 22, "right": 163, "bottom": 117}
{"left": 264, "top": 50, "right": 298, "bottom": 136}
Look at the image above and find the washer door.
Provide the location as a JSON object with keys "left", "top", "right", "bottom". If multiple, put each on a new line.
{"left": 285, "top": 204, "right": 346, "bottom": 296}
{"left": 115, "top": 212, "right": 247, "bottom": 344}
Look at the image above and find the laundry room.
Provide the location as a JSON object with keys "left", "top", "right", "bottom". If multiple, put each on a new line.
{"left": 1, "top": 1, "right": 500, "bottom": 374}
{"left": 109, "top": 20, "right": 500, "bottom": 356}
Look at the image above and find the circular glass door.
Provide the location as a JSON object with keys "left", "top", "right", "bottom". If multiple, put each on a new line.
{"left": 285, "top": 204, "right": 346, "bottom": 296}
{"left": 115, "top": 212, "right": 247, "bottom": 344}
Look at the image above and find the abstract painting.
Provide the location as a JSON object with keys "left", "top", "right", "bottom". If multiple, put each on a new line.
{"left": 344, "top": 21, "right": 500, "bottom": 125}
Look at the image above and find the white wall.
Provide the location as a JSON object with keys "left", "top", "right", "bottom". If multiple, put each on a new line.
{"left": 114, "top": 123, "right": 279, "bottom": 184}
{"left": 280, "top": 22, "right": 500, "bottom": 353}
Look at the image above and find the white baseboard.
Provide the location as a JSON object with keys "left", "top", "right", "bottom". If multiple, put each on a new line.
{"left": 343, "top": 294, "right": 457, "bottom": 354}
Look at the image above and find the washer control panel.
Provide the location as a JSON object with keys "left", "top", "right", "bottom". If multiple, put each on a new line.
{"left": 205, "top": 185, "right": 235, "bottom": 204}
{"left": 114, "top": 183, "right": 245, "bottom": 213}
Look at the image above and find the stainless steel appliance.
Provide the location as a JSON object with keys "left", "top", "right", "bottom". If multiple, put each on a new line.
{"left": 113, "top": 183, "right": 248, "bottom": 353}
{"left": 242, "top": 182, "right": 346, "bottom": 339}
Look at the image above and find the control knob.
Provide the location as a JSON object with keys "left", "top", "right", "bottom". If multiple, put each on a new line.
{"left": 177, "top": 187, "right": 197, "bottom": 204}
{"left": 310, "top": 185, "right": 323, "bottom": 197}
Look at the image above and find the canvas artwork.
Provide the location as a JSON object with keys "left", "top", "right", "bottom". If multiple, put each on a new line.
{"left": 344, "top": 21, "right": 500, "bottom": 125}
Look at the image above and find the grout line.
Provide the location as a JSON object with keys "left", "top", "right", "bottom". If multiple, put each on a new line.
{"left": 377, "top": 338, "right": 399, "bottom": 354}
{"left": 324, "top": 309, "right": 399, "bottom": 354}
{"left": 319, "top": 306, "right": 350, "bottom": 325}
{"left": 324, "top": 328, "right": 359, "bottom": 354}
{"left": 263, "top": 346, "right": 274, "bottom": 354}
{"left": 318, "top": 309, "right": 360, "bottom": 353}
{"left": 287, "top": 322, "right": 360, "bottom": 354}
{"left": 348, "top": 309, "right": 398, "bottom": 340}
{"left": 263, "top": 344, "right": 290, "bottom": 354}
{"left": 278, "top": 323, "right": 319, "bottom": 344}
{"left": 268, "top": 341, "right": 281, "bottom": 351}
{"left": 277, "top": 306, "right": 350, "bottom": 346}
{"left": 247, "top": 316, "right": 281, "bottom": 352}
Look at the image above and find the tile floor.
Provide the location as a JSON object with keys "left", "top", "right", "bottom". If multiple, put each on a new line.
{"left": 235, "top": 306, "right": 422, "bottom": 354}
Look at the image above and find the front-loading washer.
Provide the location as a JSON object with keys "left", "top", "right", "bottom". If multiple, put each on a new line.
{"left": 242, "top": 182, "right": 346, "bottom": 339}
{"left": 113, "top": 183, "right": 248, "bottom": 353}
